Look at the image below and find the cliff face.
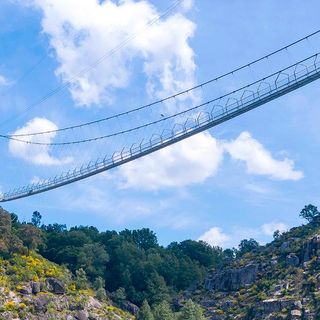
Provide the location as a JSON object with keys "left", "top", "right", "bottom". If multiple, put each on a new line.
{"left": 187, "top": 224, "right": 320, "bottom": 320}
{"left": 0, "top": 254, "right": 134, "bottom": 320}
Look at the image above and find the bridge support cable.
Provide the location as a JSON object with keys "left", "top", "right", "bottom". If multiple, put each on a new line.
{"left": 1, "top": 53, "right": 320, "bottom": 202}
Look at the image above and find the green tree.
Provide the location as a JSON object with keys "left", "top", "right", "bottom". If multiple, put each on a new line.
{"left": 146, "top": 272, "right": 170, "bottom": 305}
{"left": 18, "top": 223, "right": 42, "bottom": 255}
{"left": 10, "top": 213, "right": 20, "bottom": 229}
{"left": 119, "top": 228, "right": 158, "bottom": 251}
{"left": 137, "top": 300, "right": 154, "bottom": 320}
{"left": 273, "top": 230, "right": 281, "bottom": 240}
{"left": 31, "top": 211, "right": 42, "bottom": 227}
{"left": 75, "top": 268, "right": 88, "bottom": 290}
{"left": 153, "top": 301, "right": 176, "bottom": 320}
{"left": 112, "top": 287, "right": 127, "bottom": 304}
{"left": 0, "top": 208, "right": 12, "bottom": 255}
{"left": 238, "top": 238, "right": 259, "bottom": 257}
{"left": 77, "top": 243, "right": 109, "bottom": 280}
{"left": 300, "top": 204, "right": 320, "bottom": 223}
{"left": 179, "top": 300, "right": 206, "bottom": 320}
{"left": 168, "top": 240, "right": 223, "bottom": 268}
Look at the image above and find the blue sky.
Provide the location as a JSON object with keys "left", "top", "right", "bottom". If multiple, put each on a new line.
{"left": 1, "top": 0, "right": 320, "bottom": 248}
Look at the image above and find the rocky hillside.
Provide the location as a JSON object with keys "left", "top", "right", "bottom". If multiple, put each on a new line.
{"left": 0, "top": 253, "right": 134, "bottom": 320}
{"left": 186, "top": 219, "right": 320, "bottom": 319}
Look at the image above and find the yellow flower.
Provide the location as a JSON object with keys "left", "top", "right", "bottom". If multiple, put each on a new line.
{"left": 5, "top": 301, "right": 16, "bottom": 311}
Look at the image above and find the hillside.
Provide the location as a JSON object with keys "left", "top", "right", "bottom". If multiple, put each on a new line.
{"left": 2, "top": 205, "right": 320, "bottom": 319}
{"left": 185, "top": 208, "right": 320, "bottom": 319}
{"left": 0, "top": 252, "right": 134, "bottom": 320}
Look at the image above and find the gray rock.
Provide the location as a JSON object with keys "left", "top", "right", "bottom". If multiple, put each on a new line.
{"left": 46, "top": 277, "right": 66, "bottom": 294}
{"left": 120, "top": 301, "right": 139, "bottom": 315}
{"left": 19, "top": 283, "right": 32, "bottom": 295}
{"left": 75, "top": 310, "right": 88, "bottom": 320}
{"left": 291, "top": 309, "right": 302, "bottom": 318}
{"left": 286, "top": 253, "right": 299, "bottom": 267}
{"left": 260, "top": 298, "right": 299, "bottom": 314}
{"left": 280, "top": 241, "right": 290, "bottom": 252}
{"left": 31, "top": 281, "right": 41, "bottom": 294}
{"left": 87, "top": 296, "right": 102, "bottom": 309}
{"left": 204, "top": 264, "right": 258, "bottom": 291}
{"left": 34, "top": 294, "right": 51, "bottom": 312}
{"left": 302, "top": 234, "right": 320, "bottom": 262}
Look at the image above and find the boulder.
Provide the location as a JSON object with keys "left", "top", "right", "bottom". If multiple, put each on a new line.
{"left": 280, "top": 241, "right": 290, "bottom": 252}
{"left": 291, "top": 309, "right": 302, "bottom": 318}
{"left": 46, "top": 277, "right": 66, "bottom": 294}
{"left": 302, "top": 234, "right": 320, "bottom": 262}
{"left": 33, "top": 294, "right": 51, "bottom": 312}
{"left": 204, "top": 264, "right": 258, "bottom": 291}
{"left": 87, "top": 296, "right": 102, "bottom": 309}
{"left": 260, "top": 299, "right": 300, "bottom": 314}
{"left": 31, "top": 281, "right": 41, "bottom": 294}
{"left": 75, "top": 310, "right": 88, "bottom": 320}
{"left": 19, "top": 284, "right": 32, "bottom": 295}
{"left": 286, "top": 253, "right": 299, "bottom": 267}
{"left": 120, "top": 301, "right": 139, "bottom": 315}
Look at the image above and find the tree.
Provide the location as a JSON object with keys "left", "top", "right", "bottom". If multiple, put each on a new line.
{"left": 137, "top": 300, "right": 154, "bottom": 320}
{"left": 112, "top": 287, "right": 127, "bottom": 304}
{"left": 146, "top": 272, "right": 170, "bottom": 305}
{"left": 300, "top": 204, "right": 320, "bottom": 223}
{"left": 168, "top": 240, "right": 223, "bottom": 268}
{"left": 238, "top": 238, "right": 259, "bottom": 257}
{"left": 77, "top": 243, "right": 109, "bottom": 280}
{"left": 179, "top": 300, "right": 206, "bottom": 320}
{"left": 119, "top": 228, "right": 158, "bottom": 251}
{"left": 31, "top": 211, "right": 42, "bottom": 228}
{"left": 94, "top": 277, "right": 107, "bottom": 301}
{"left": 0, "top": 208, "right": 12, "bottom": 238}
{"left": 75, "top": 268, "right": 88, "bottom": 290}
{"left": 273, "top": 230, "right": 281, "bottom": 240}
{"left": 18, "top": 223, "right": 42, "bottom": 255}
{"left": 153, "top": 301, "right": 176, "bottom": 320}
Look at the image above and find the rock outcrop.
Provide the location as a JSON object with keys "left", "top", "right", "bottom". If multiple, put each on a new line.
{"left": 204, "top": 263, "right": 258, "bottom": 291}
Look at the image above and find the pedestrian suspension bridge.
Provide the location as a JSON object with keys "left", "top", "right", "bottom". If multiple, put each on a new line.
{"left": 1, "top": 29, "right": 320, "bottom": 202}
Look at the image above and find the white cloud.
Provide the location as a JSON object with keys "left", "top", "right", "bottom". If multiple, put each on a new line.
{"left": 199, "top": 221, "right": 289, "bottom": 249}
{"left": 198, "top": 227, "right": 230, "bottom": 247}
{"left": 9, "top": 117, "right": 73, "bottom": 166}
{"left": 23, "top": 0, "right": 196, "bottom": 107}
{"left": 261, "top": 222, "right": 288, "bottom": 236}
{"left": 0, "top": 74, "right": 11, "bottom": 87}
{"left": 118, "top": 132, "right": 224, "bottom": 190}
{"left": 223, "top": 131, "right": 303, "bottom": 181}
{"left": 118, "top": 130, "right": 303, "bottom": 191}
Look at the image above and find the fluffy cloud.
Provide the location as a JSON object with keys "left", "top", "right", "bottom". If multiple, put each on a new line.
{"left": 223, "top": 131, "right": 303, "bottom": 181}
{"left": 23, "top": 0, "right": 196, "bottom": 107}
{"left": 261, "top": 222, "right": 288, "bottom": 236}
{"left": 199, "top": 221, "right": 289, "bottom": 248}
{"left": 198, "top": 227, "right": 230, "bottom": 247}
{"left": 118, "top": 130, "right": 303, "bottom": 190}
{"left": 119, "top": 132, "right": 224, "bottom": 190}
{"left": 0, "top": 74, "right": 11, "bottom": 87}
{"left": 9, "top": 117, "right": 73, "bottom": 166}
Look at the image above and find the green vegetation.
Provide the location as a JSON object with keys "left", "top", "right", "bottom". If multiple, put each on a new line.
{"left": 36, "top": 220, "right": 227, "bottom": 306}
{"left": 1, "top": 203, "right": 319, "bottom": 319}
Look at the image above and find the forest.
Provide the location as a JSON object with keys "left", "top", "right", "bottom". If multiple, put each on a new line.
{"left": 0, "top": 207, "right": 257, "bottom": 307}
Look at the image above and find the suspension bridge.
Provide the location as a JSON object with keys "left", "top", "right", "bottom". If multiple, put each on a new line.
{"left": 1, "top": 29, "right": 320, "bottom": 202}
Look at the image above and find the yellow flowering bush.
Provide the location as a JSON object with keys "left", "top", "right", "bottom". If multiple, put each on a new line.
{"left": 4, "top": 301, "right": 16, "bottom": 311}
{"left": 6, "top": 253, "right": 69, "bottom": 284}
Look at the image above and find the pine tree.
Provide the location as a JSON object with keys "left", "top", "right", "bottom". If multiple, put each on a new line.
{"left": 179, "top": 299, "right": 206, "bottom": 320}
{"left": 153, "top": 301, "right": 176, "bottom": 320}
{"left": 137, "top": 300, "right": 154, "bottom": 320}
